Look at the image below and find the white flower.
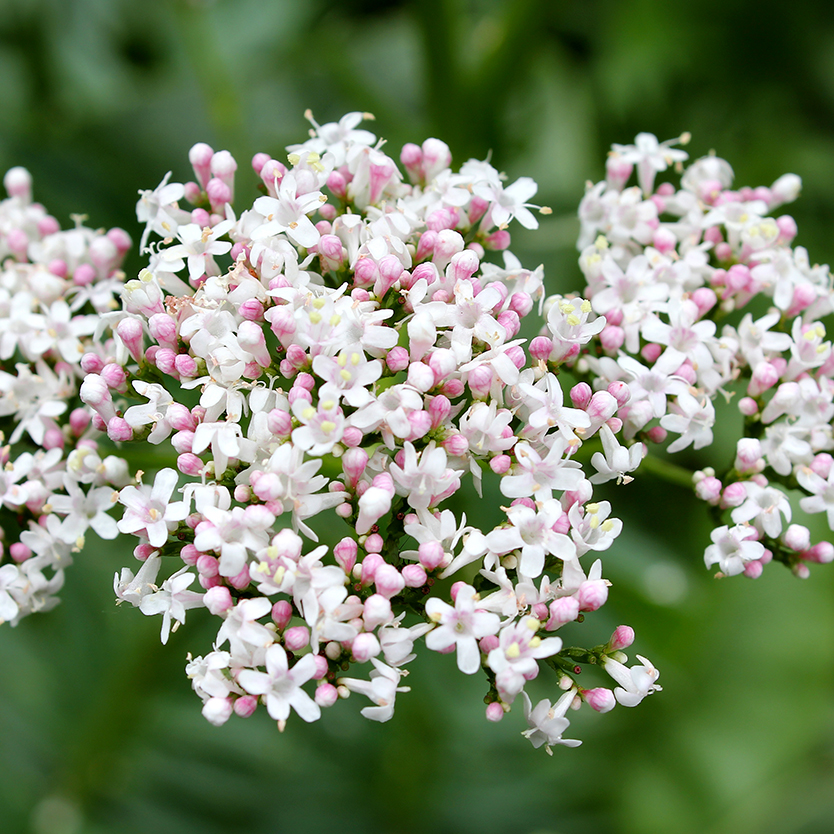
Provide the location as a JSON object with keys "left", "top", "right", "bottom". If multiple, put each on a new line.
{"left": 520, "top": 689, "right": 581, "bottom": 753}
{"left": 603, "top": 654, "right": 662, "bottom": 707}
{"left": 703, "top": 524, "right": 765, "bottom": 576}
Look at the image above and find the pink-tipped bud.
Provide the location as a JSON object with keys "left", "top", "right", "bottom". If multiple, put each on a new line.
{"left": 407, "top": 362, "right": 435, "bottom": 392}
{"left": 811, "top": 454, "right": 834, "bottom": 480}
{"left": 485, "top": 702, "right": 505, "bottom": 722}
{"left": 743, "top": 560, "right": 764, "bottom": 579}
{"left": 691, "top": 287, "right": 718, "bottom": 317}
{"left": 605, "top": 156, "right": 633, "bottom": 190}
{"left": 695, "top": 476, "right": 722, "bottom": 504}
{"left": 400, "top": 143, "right": 423, "bottom": 182}
{"left": 442, "top": 434, "right": 469, "bottom": 456}
{"left": 351, "top": 632, "right": 381, "bottom": 663}
{"left": 467, "top": 365, "right": 493, "bottom": 399}
{"left": 363, "top": 594, "right": 393, "bottom": 630}
{"left": 546, "top": 596, "right": 580, "bottom": 630}
{"left": 234, "top": 695, "right": 259, "bottom": 718}
{"left": 490, "top": 454, "right": 512, "bottom": 475}
{"left": 721, "top": 482, "right": 747, "bottom": 508}
{"left": 738, "top": 397, "right": 759, "bottom": 417}
{"left": 570, "top": 382, "right": 593, "bottom": 409}
{"left": 360, "top": 553, "right": 384, "bottom": 586}
{"left": 284, "top": 626, "right": 310, "bottom": 651}
{"left": 599, "top": 325, "right": 625, "bottom": 353}
{"left": 428, "top": 395, "right": 452, "bottom": 429}
{"left": 607, "top": 380, "right": 631, "bottom": 408}
{"left": 748, "top": 361, "right": 780, "bottom": 397}
{"left": 608, "top": 625, "right": 635, "bottom": 652}
{"left": 584, "top": 687, "right": 616, "bottom": 713}
{"left": 735, "top": 438, "right": 763, "bottom": 473}
{"left": 484, "top": 229, "right": 511, "bottom": 250}
{"left": 271, "top": 600, "right": 293, "bottom": 630}
{"left": 386, "top": 346, "right": 410, "bottom": 373}
{"left": 783, "top": 524, "right": 811, "bottom": 552}
{"left": 577, "top": 579, "right": 608, "bottom": 611}
{"left": 418, "top": 541, "right": 445, "bottom": 571}
{"left": 116, "top": 318, "right": 144, "bottom": 362}
{"left": 189, "top": 142, "right": 214, "bottom": 188}
{"left": 402, "top": 564, "right": 427, "bottom": 587}
{"left": 204, "top": 585, "right": 233, "bottom": 615}
{"left": 374, "top": 564, "right": 405, "bottom": 599}
{"left": 497, "top": 310, "right": 521, "bottom": 339}
{"left": 106, "top": 416, "right": 133, "bottom": 442}
{"left": 206, "top": 178, "right": 232, "bottom": 212}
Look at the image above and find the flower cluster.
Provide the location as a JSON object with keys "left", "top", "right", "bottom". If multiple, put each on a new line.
{"left": 0, "top": 169, "right": 131, "bottom": 624}
{"left": 2, "top": 114, "right": 830, "bottom": 751}
{"left": 576, "top": 132, "right": 834, "bottom": 578}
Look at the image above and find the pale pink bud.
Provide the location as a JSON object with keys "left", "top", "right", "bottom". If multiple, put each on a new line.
{"left": 402, "top": 564, "right": 427, "bottom": 587}
{"left": 485, "top": 702, "right": 505, "bottom": 722}
{"left": 400, "top": 143, "right": 423, "bottom": 182}
{"left": 600, "top": 325, "right": 625, "bottom": 353}
{"left": 695, "top": 476, "right": 722, "bottom": 504}
{"left": 342, "top": 426, "right": 363, "bottom": 447}
{"left": 359, "top": 553, "right": 384, "bottom": 587}
{"left": 735, "top": 438, "right": 763, "bottom": 473}
{"left": 196, "top": 554, "right": 219, "bottom": 577}
{"left": 577, "top": 579, "right": 608, "bottom": 611}
{"left": 497, "top": 310, "right": 520, "bottom": 339}
{"left": 433, "top": 229, "right": 464, "bottom": 265}
{"left": 748, "top": 361, "right": 779, "bottom": 397}
{"left": 448, "top": 250, "right": 480, "bottom": 284}
{"left": 206, "top": 178, "right": 232, "bottom": 212}
{"left": 80, "top": 374, "right": 117, "bottom": 422}
{"left": 106, "top": 416, "right": 133, "bottom": 442}
{"left": 641, "top": 343, "right": 663, "bottom": 364}
{"left": 584, "top": 687, "right": 616, "bottom": 713}
{"left": 523, "top": 337, "right": 549, "bottom": 365}
{"left": 189, "top": 142, "right": 214, "bottom": 188}
{"left": 427, "top": 208, "right": 457, "bottom": 232}
{"left": 284, "top": 626, "right": 310, "bottom": 651}
{"left": 738, "top": 397, "right": 759, "bottom": 417}
{"left": 177, "top": 453, "right": 204, "bottom": 476}
{"left": 364, "top": 533, "right": 383, "bottom": 554}
{"left": 783, "top": 524, "right": 811, "bottom": 552}
{"left": 570, "top": 382, "right": 592, "bottom": 409}
{"left": 608, "top": 625, "right": 635, "bottom": 651}
{"left": 443, "top": 434, "right": 469, "bottom": 456}
{"left": 490, "top": 454, "right": 512, "bottom": 475}
{"left": 645, "top": 426, "right": 666, "bottom": 443}
{"left": 484, "top": 229, "right": 511, "bottom": 250}
{"left": 587, "top": 391, "right": 618, "bottom": 424}
{"left": 479, "top": 634, "right": 500, "bottom": 654}
{"left": 267, "top": 408, "right": 292, "bottom": 436}
{"left": 69, "top": 408, "right": 91, "bottom": 436}
{"left": 363, "top": 594, "right": 393, "bottom": 629}
{"left": 721, "top": 482, "right": 747, "bottom": 508}
{"left": 468, "top": 364, "right": 493, "bottom": 398}
{"left": 386, "top": 346, "right": 410, "bottom": 372}
{"left": 174, "top": 354, "right": 198, "bottom": 377}
{"left": 607, "top": 380, "right": 631, "bottom": 408}
{"left": 416, "top": 231, "right": 438, "bottom": 261}
{"left": 171, "top": 430, "right": 195, "bottom": 454}
{"left": 546, "top": 596, "right": 580, "bottom": 630}
{"left": 427, "top": 395, "right": 451, "bottom": 430}
{"left": 333, "top": 538, "right": 357, "bottom": 574}
{"left": 691, "top": 287, "right": 717, "bottom": 317}
{"left": 675, "top": 362, "right": 697, "bottom": 385}
{"left": 786, "top": 283, "right": 817, "bottom": 318}
{"left": 285, "top": 344, "right": 308, "bottom": 370}
{"left": 272, "top": 600, "right": 293, "bottom": 630}
{"left": 375, "top": 564, "right": 406, "bottom": 598}
{"left": 652, "top": 227, "right": 677, "bottom": 254}
{"left": 441, "top": 378, "right": 465, "bottom": 398}
{"left": 167, "top": 402, "right": 197, "bottom": 432}
{"left": 234, "top": 695, "right": 259, "bottom": 718}
{"left": 204, "top": 585, "right": 233, "bottom": 615}
{"left": 805, "top": 542, "right": 834, "bottom": 564}
{"left": 312, "top": 683, "right": 337, "bottom": 709}
{"left": 202, "top": 697, "right": 233, "bottom": 726}
{"left": 10, "top": 543, "right": 31, "bottom": 563}
{"left": 605, "top": 156, "right": 633, "bottom": 190}
{"left": 407, "top": 362, "right": 435, "bottom": 392}
{"left": 743, "top": 560, "right": 764, "bottom": 579}
{"left": 811, "top": 454, "right": 833, "bottom": 480}
{"left": 418, "top": 541, "right": 445, "bottom": 570}
{"left": 407, "top": 410, "right": 432, "bottom": 440}
{"left": 506, "top": 346, "right": 526, "bottom": 369}
{"left": 4, "top": 166, "right": 32, "bottom": 200}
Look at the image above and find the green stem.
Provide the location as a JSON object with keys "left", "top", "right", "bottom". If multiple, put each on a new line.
{"left": 638, "top": 454, "right": 696, "bottom": 490}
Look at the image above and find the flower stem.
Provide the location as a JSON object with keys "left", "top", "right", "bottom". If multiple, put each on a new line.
{"left": 638, "top": 454, "right": 696, "bottom": 490}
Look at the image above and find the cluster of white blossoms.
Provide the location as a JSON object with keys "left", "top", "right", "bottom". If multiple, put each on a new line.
{"left": 577, "top": 132, "right": 834, "bottom": 579}
{"left": 0, "top": 168, "right": 131, "bottom": 625}
{"left": 1, "top": 114, "right": 830, "bottom": 751}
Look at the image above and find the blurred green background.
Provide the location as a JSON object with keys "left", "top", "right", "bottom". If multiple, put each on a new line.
{"left": 3, "top": 1, "right": 834, "bottom": 832}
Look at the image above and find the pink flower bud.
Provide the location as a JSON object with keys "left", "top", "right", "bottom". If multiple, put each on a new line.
{"left": 577, "top": 579, "right": 608, "bottom": 611}
{"left": 196, "top": 554, "right": 219, "bottom": 578}
{"left": 490, "top": 454, "right": 512, "bottom": 475}
{"left": 468, "top": 365, "right": 493, "bottom": 399}
{"left": 691, "top": 287, "right": 718, "bottom": 317}
{"left": 402, "top": 564, "right": 427, "bottom": 587}
{"left": 206, "top": 178, "right": 232, "bottom": 211}
{"left": 735, "top": 438, "right": 763, "bottom": 473}
{"left": 386, "top": 346, "right": 410, "bottom": 372}
{"left": 584, "top": 687, "right": 616, "bottom": 713}
{"left": 418, "top": 541, "right": 445, "bottom": 570}
{"left": 174, "top": 353, "right": 199, "bottom": 377}
{"left": 738, "top": 397, "right": 759, "bottom": 417}
{"left": 484, "top": 229, "right": 511, "bottom": 250}
{"left": 360, "top": 553, "right": 384, "bottom": 586}
{"left": 748, "top": 361, "right": 779, "bottom": 397}
{"left": 171, "top": 430, "right": 195, "bottom": 454}
{"left": 204, "top": 585, "right": 233, "bottom": 615}
{"left": 811, "top": 454, "right": 834, "bottom": 480}
{"left": 607, "top": 380, "right": 631, "bottom": 408}
{"left": 485, "top": 702, "right": 505, "bottom": 722}
{"left": 674, "top": 361, "right": 697, "bottom": 385}
{"left": 234, "top": 695, "right": 259, "bottom": 718}
{"left": 721, "top": 482, "right": 747, "bottom": 508}
{"left": 177, "top": 453, "right": 204, "bottom": 476}
{"left": 528, "top": 336, "right": 552, "bottom": 362}
{"left": 363, "top": 594, "right": 393, "bottom": 629}
{"left": 189, "top": 142, "right": 214, "bottom": 188}
{"left": 570, "top": 382, "right": 592, "bottom": 409}
{"left": 107, "top": 417, "right": 133, "bottom": 442}
{"left": 228, "top": 567, "right": 251, "bottom": 590}
{"left": 641, "top": 343, "right": 663, "bottom": 364}
{"left": 375, "top": 564, "right": 405, "bottom": 598}
{"left": 546, "top": 596, "right": 580, "bottom": 630}
{"left": 272, "top": 600, "right": 293, "bottom": 630}
{"left": 587, "top": 391, "right": 618, "bottom": 424}
{"left": 600, "top": 325, "right": 625, "bottom": 353}
{"left": 400, "top": 143, "right": 423, "bottom": 182}
{"left": 285, "top": 626, "right": 310, "bottom": 651}
{"left": 407, "top": 362, "right": 435, "bottom": 392}
{"left": 783, "top": 524, "right": 811, "bottom": 552}
{"left": 695, "top": 476, "right": 722, "bottom": 504}
{"left": 608, "top": 625, "right": 635, "bottom": 652}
